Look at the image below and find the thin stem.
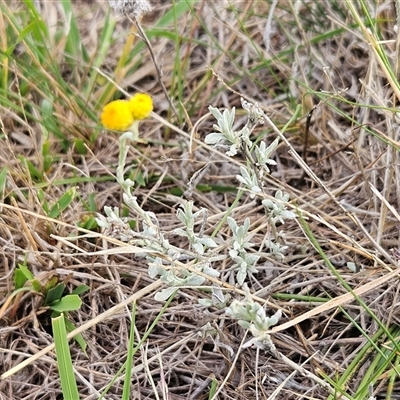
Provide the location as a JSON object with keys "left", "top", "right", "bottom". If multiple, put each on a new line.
{"left": 130, "top": 16, "right": 180, "bottom": 122}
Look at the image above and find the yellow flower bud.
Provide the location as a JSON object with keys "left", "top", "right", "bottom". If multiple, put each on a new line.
{"left": 101, "top": 100, "right": 134, "bottom": 131}
{"left": 129, "top": 93, "right": 153, "bottom": 120}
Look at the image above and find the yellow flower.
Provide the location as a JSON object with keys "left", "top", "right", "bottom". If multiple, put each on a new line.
{"left": 101, "top": 100, "right": 134, "bottom": 131}
{"left": 129, "top": 93, "right": 153, "bottom": 120}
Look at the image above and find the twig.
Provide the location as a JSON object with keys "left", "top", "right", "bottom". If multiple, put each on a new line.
{"left": 129, "top": 16, "right": 180, "bottom": 122}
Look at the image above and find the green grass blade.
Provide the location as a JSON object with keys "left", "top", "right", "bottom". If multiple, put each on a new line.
{"left": 52, "top": 313, "right": 80, "bottom": 400}
{"left": 59, "top": 0, "right": 89, "bottom": 63}
{"left": 0, "top": 167, "right": 7, "bottom": 198}
{"left": 83, "top": 10, "right": 115, "bottom": 99}
{"left": 208, "top": 375, "right": 217, "bottom": 399}
{"left": 122, "top": 300, "right": 136, "bottom": 400}
{"left": 63, "top": 318, "right": 87, "bottom": 354}
{"left": 99, "top": 293, "right": 176, "bottom": 399}
{"left": 298, "top": 211, "right": 399, "bottom": 346}
{"left": 49, "top": 187, "right": 78, "bottom": 219}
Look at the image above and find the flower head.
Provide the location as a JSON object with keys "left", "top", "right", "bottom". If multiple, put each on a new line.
{"left": 101, "top": 100, "right": 134, "bottom": 131}
{"left": 129, "top": 93, "right": 153, "bottom": 120}
{"left": 109, "top": 0, "right": 152, "bottom": 17}
{"left": 101, "top": 93, "right": 153, "bottom": 131}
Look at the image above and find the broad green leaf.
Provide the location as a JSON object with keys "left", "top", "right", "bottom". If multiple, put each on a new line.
{"left": 44, "top": 283, "right": 65, "bottom": 306}
{"left": 50, "top": 294, "right": 82, "bottom": 312}
{"left": 14, "top": 269, "right": 29, "bottom": 289}
{"left": 14, "top": 264, "right": 34, "bottom": 289}
{"left": 71, "top": 284, "right": 90, "bottom": 296}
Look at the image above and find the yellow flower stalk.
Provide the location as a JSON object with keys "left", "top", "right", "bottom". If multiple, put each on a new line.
{"left": 100, "top": 93, "right": 153, "bottom": 190}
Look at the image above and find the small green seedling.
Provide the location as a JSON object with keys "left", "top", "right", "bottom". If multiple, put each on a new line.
{"left": 6, "top": 264, "right": 89, "bottom": 352}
